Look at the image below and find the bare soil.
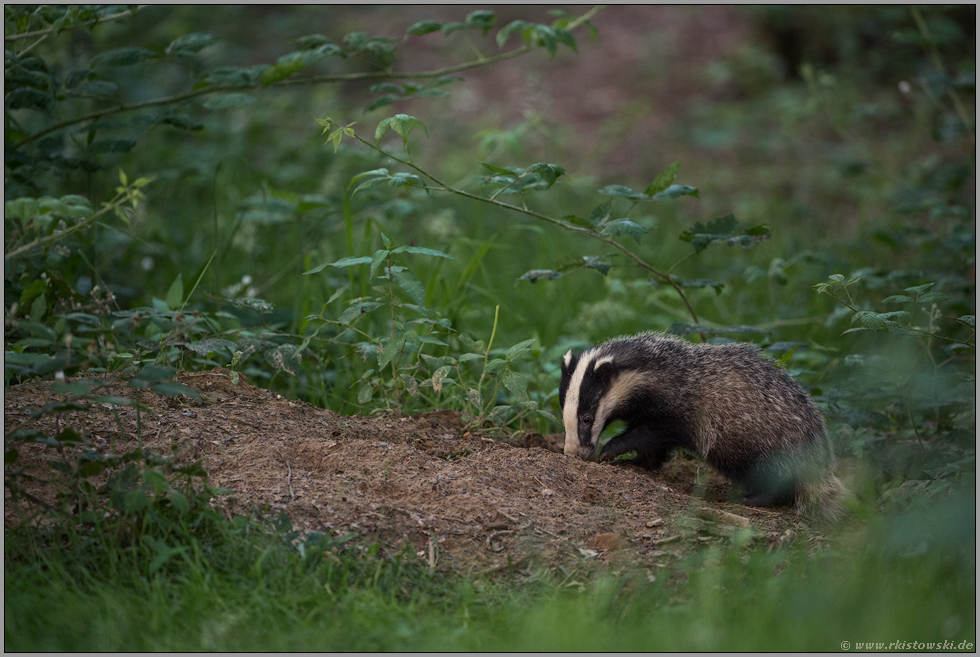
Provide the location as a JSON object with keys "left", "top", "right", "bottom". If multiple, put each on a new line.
{"left": 4, "top": 369, "right": 824, "bottom": 576}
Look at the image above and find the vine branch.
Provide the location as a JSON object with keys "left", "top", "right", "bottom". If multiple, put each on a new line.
{"left": 346, "top": 130, "right": 703, "bottom": 326}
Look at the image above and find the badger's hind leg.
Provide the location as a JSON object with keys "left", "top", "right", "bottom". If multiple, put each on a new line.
{"left": 599, "top": 423, "right": 682, "bottom": 471}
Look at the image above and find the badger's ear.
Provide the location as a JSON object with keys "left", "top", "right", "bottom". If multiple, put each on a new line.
{"left": 561, "top": 349, "right": 575, "bottom": 375}
{"left": 593, "top": 355, "right": 616, "bottom": 382}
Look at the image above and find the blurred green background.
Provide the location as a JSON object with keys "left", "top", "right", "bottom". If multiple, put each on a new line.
{"left": 4, "top": 5, "right": 975, "bottom": 650}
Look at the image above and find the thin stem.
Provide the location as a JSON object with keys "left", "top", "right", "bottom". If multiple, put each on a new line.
{"left": 353, "top": 131, "right": 703, "bottom": 326}
{"left": 14, "top": 45, "right": 539, "bottom": 148}
{"left": 5, "top": 7, "right": 141, "bottom": 42}
{"left": 5, "top": 192, "right": 133, "bottom": 261}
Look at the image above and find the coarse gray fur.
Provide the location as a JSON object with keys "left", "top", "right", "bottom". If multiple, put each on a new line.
{"left": 559, "top": 332, "right": 845, "bottom": 522}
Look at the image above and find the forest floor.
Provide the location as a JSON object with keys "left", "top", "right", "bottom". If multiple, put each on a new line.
{"left": 5, "top": 369, "right": 825, "bottom": 577}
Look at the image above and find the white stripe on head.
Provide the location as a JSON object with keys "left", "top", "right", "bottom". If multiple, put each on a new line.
{"left": 591, "top": 369, "right": 648, "bottom": 447}
{"left": 562, "top": 348, "right": 599, "bottom": 456}
{"left": 563, "top": 349, "right": 574, "bottom": 368}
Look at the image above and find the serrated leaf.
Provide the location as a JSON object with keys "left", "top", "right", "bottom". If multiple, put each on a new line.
{"left": 466, "top": 388, "right": 483, "bottom": 408}
{"left": 589, "top": 200, "right": 613, "bottom": 225}
{"left": 526, "top": 162, "right": 565, "bottom": 188}
{"left": 561, "top": 214, "right": 595, "bottom": 230}
{"left": 407, "top": 20, "right": 443, "bottom": 35}
{"left": 203, "top": 93, "right": 257, "bottom": 110}
{"left": 883, "top": 295, "right": 914, "bottom": 304}
{"left": 357, "top": 383, "right": 373, "bottom": 405}
{"left": 391, "top": 268, "right": 425, "bottom": 306}
{"left": 652, "top": 184, "right": 699, "bottom": 200}
{"left": 517, "top": 269, "right": 563, "bottom": 284}
{"left": 600, "top": 219, "right": 647, "bottom": 241}
{"left": 203, "top": 65, "right": 268, "bottom": 87}
{"left": 92, "top": 47, "right": 155, "bottom": 67}
{"left": 466, "top": 10, "right": 496, "bottom": 34}
{"left": 375, "top": 114, "right": 428, "bottom": 147}
{"left": 379, "top": 335, "right": 406, "bottom": 370}
{"left": 955, "top": 315, "right": 975, "bottom": 327}
{"left": 506, "top": 338, "right": 535, "bottom": 361}
{"left": 431, "top": 366, "right": 452, "bottom": 395}
{"left": 644, "top": 161, "right": 680, "bottom": 196}
{"left": 338, "top": 301, "right": 384, "bottom": 324}
{"left": 185, "top": 338, "right": 238, "bottom": 355}
{"left": 501, "top": 370, "right": 529, "bottom": 401}
{"left": 166, "top": 33, "right": 217, "bottom": 56}
{"left": 390, "top": 245, "right": 455, "bottom": 260}
{"left": 916, "top": 292, "right": 949, "bottom": 304}
{"left": 597, "top": 184, "right": 647, "bottom": 200}
{"left": 305, "top": 255, "right": 373, "bottom": 275}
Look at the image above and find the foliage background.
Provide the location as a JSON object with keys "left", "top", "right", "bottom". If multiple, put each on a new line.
{"left": 4, "top": 4, "right": 975, "bottom": 651}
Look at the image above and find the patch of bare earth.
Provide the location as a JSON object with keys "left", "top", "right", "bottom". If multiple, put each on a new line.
{"left": 5, "top": 370, "right": 815, "bottom": 576}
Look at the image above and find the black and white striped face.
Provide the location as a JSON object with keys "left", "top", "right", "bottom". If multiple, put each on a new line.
{"left": 559, "top": 347, "right": 619, "bottom": 460}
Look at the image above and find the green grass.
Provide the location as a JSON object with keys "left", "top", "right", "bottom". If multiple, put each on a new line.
{"left": 5, "top": 493, "right": 975, "bottom": 651}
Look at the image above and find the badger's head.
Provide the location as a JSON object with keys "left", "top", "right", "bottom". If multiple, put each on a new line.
{"left": 559, "top": 347, "right": 618, "bottom": 460}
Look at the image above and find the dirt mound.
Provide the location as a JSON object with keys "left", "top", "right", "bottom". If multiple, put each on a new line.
{"left": 5, "top": 370, "right": 809, "bottom": 575}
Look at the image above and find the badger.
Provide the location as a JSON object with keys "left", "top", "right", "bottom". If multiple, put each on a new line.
{"left": 559, "top": 332, "right": 845, "bottom": 522}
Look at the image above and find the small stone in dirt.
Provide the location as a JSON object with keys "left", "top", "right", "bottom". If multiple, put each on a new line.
{"left": 645, "top": 518, "right": 664, "bottom": 528}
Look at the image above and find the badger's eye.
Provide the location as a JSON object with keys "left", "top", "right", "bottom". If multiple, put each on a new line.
{"left": 582, "top": 413, "right": 593, "bottom": 425}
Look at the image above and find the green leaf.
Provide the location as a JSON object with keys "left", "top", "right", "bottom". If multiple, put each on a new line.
{"left": 559, "top": 214, "right": 594, "bottom": 230}
{"left": 303, "top": 256, "right": 373, "bottom": 275}
{"left": 883, "top": 294, "right": 914, "bottom": 304}
{"left": 92, "top": 47, "right": 155, "bottom": 67}
{"left": 338, "top": 301, "right": 384, "bottom": 324}
{"left": 589, "top": 200, "right": 613, "bottom": 225}
{"left": 644, "top": 161, "right": 680, "bottom": 196}
{"left": 165, "top": 274, "right": 184, "bottom": 310}
{"left": 526, "top": 162, "right": 566, "bottom": 188}
{"left": 391, "top": 268, "right": 425, "bottom": 306}
{"left": 390, "top": 245, "right": 455, "bottom": 260}
{"left": 29, "top": 294, "right": 47, "bottom": 323}
{"left": 379, "top": 335, "right": 406, "bottom": 370}
{"left": 166, "top": 33, "right": 217, "bottom": 56}
{"left": 506, "top": 338, "right": 535, "bottom": 361}
{"left": 466, "top": 10, "right": 496, "bottom": 34}
{"left": 357, "top": 383, "right": 373, "bottom": 405}
{"left": 597, "top": 184, "right": 647, "bottom": 200}
{"left": 496, "top": 20, "right": 529, "bottom": 48}
{"left": 517, "top": 269, "right": 563, "bottom": 284}
{"left": 203, "top": 93, "right": 257, "bottom": 110}
{"left": 407, "top": 20, "right": 443, "bottom": 35}
{"left": 375, "top": 114, "right": 428, "bottom": 147}
{"left": 600, "top": 219, "right": 647, "bottom": 241}
{"left": 904, "top": 283, "right": 935, "bottom": 296}
{"left": 916, "top": 292, "right": 949, "bottom": 304}
{"left": 203, "top": 65, "right": 268, "bottom": 87}
{"left": 169, "top": 490, "right": 189, "bottom": 513}
{"left": 5, "top": 88, "right": 52, "bottom": 111}
{"left": 501, "top": 370, "right": 529, "bottom": 401}
{"left": 652, "top": 184, "right": 699, "bottom": 200}
{"left": 260, "top": 57, "right": 307, "bottom": 85}
{"left": 678, "top": 213, "right": 740, "bottom": 254}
